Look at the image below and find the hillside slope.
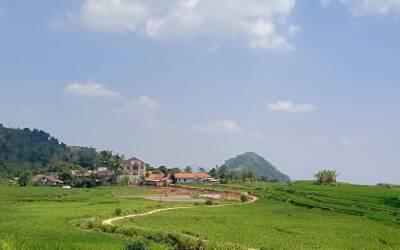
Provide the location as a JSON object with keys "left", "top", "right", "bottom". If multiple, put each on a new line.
{"left": 225, "top": 152, "right": 290, "bottom": 182}
{"left": 0, "top": 124, "right": 99, "bottom": 176}
{"left": 0, "top": 125, "right": 67, "bottom": 166}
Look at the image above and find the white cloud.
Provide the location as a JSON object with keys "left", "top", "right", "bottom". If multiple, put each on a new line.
{"left": 118, "top": 96, "right": 160, "bottom": 114}
{"left": 215, "top": 120, "right": 241, "bottom": 133}
{"left": 64, "top": 0, "right": 147, "bottom": 33}
{"left": 57, "top": 0, "right": 297, "bottom": 50}
{"left": 268, "top": 101, "right": 315, "bottom": 113}
{"left": 194, "top": 120, "right": 241, "bottom": 133}
{"left": 325, "top": 0, "right": 400, "bottom": 15}
{"left": 65, "top": 82, "right": 120, "bottom": 97}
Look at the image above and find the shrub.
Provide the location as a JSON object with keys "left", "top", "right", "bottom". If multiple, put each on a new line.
{"left": 124, "top": 239, "right": 151, "bottom": 250}
{"left": 87, "top": 221, "right": 94, "bottom": 229}
{"left": 18, "top": 171, "right": 31, "bottom": 186}
{"left": 240, "top": 194, "right": 248, "bottom": 202}
{"left": 384, "top": 197, "right": 400, "bottom": 208}
{"left": 71, "top": 177, "right": 98, "bottom": 188}
{"left": 115, "top": 208, "right": 122, "bottom": 216}
{"left": 205, "top": 199, "right": 213, "bottom": 206}
{"left": 314, "top": 170, "right": 339, "bottom": 185}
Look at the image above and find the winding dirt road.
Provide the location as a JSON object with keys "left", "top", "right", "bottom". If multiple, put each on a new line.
{"left": 102, "top": 194, "right": 258, "bottom": 225}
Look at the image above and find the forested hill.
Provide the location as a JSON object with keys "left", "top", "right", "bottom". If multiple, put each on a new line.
{"left": 0, "top": 125, "right": 66, "bottom": 165}
{"left": 0, "top": 124, "right": 99, "bottom": 177}
{"left": 225, "top": 152, "right": 291, "bottom": 182}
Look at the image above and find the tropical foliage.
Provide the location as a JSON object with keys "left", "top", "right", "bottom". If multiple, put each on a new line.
{"left": 0, "top": 125, "right": 126, "bottom": 186}
{"left": 314, "top": 170, "right": 339, "bottom": 185}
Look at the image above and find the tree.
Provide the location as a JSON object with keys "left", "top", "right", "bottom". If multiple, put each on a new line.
{"left": 170, "top": 167, "right": 181, "bottom": 174}
{"left": 183, "top": 166, "right": 192, "bottom": 173}
{"left": 121, "top": 175, "right": 130, "bottom": 186}
{"left": 0, "top": 126, "right": 67, "bottom": 173}
{"left": 217, "top": 164, "right": 229, "bottom": 181}
{"left": 74, "top": 147, "right": 99, "bottom": 169}
{"left": 18, "top": 171, "right": 31, "bottom": 186}
{"left": 314, "top": 170, "right": 339, "bottom": 185}
{"left": 51, "top": 161, "right": 74, "bottom": 175}
{"left": 99, "top": 150, "right": 113, "bottom": 167}
{"left": 59, "top": 170, "right": 73, "bottom": 183}
{"left": 245, "top": 171, "right": 257, "bottom": 182}
{"left": 71, "top": 177, "right": 97, "bottom": 188}
{"left": 209, "top": 168, "right": 217, "bottom": 178}
{"left": 197, "top": 167, "right": 206, "bottom": 173}
{"left": 111, "top": 154, "right": 124, "bottom": 174}
{"left": 158, "top": 166, "right": 168, "bottom": 174}
{"left": 170, "top": 173, "right": 177, "bottom": 184}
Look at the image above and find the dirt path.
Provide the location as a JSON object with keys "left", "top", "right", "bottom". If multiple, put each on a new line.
{"left": 102, "top": 194, "right": 258, "bottom": 225}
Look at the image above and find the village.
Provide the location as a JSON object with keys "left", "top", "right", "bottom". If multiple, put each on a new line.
{"left": 29, "top": 156, "right": 220, "bottom": 188}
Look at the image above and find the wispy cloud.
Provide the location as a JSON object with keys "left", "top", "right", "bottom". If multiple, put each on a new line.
{"left": 268, "top": 101, "right": 315, "bottom": 113}
{"left": 117, "top": 96, "right": 160, "bottom": 114}
{"left": 323, "top": 0, "right": 400, "bottom": 16}
{"left": 55, "top": 0, "right": 297, "bottom": 50}
{"left": 193, "top": 120, "right": 241, "bottom": 133}
{"left": 65, "top": 82, "right": 120, "bottom": 97}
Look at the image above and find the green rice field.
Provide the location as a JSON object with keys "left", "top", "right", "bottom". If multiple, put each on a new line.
{"left": 0, "top": 182, "right": 399, "bottom": 249}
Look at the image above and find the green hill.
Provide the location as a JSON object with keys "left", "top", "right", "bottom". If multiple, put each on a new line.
{"left": 0, "top": 125, "right": 67, "bottom": 166}
{"left": 225, "top": 152, "right": 290, "bottom": 182}
{"left": 0, "top": 124, "right": 99, "bottom": 177}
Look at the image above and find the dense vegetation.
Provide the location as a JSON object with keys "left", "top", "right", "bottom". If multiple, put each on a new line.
{"left": 0, "top": 125, "right": 126, "bottom": 186}
{"left": 0, "top": 125, "right": 67, "bottom": 175}
{"left": 314, "top": 170, "right": 339, "bottom": 185}
{"left": 221, "top": 152, "right": 290, "bottom": 182}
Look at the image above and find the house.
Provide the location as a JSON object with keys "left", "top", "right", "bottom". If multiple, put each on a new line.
{"left": 175, "top": 172, "right": 214, "bottom": 184}
{"left": 97, "top": 167, "right": 109, "bottom": 172}
{"left": 71, "top": 170, "right": 93, "bottom": 177}
{"left": 95, "top": 167, "right": 112, "bottom": 180}
{"left": 145, "top": 171, "right": 172, "bottom": 186}
{"left": 121, "top": 156, "right": 148, "bottom": 184}
{"left": 31, "top": 175, "right": 64, "bottom": 186}
{"left": 123, "top": 157, "right": 147, "bottom": 176}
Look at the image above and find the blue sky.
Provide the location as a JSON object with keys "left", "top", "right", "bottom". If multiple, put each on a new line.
{"left": 1, "top": 0, "right": 400, "bottom": 184}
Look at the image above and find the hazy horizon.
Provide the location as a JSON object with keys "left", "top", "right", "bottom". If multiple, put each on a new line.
{"left": 1, "top": 0, "right": 400, "bottom": 185}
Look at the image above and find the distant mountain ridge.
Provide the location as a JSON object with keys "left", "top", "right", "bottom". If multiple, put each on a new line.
{"left": 225, "top": 152, "right": 290, "bottom": 182}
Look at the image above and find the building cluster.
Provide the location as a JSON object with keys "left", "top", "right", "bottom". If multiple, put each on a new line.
{"left": 30, "top": 156, "right": 220, "bottom": 187}
{"left": 124, "top": 156, "right": 220, "bottom": 186}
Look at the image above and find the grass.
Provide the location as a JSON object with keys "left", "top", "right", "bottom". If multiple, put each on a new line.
{"left": 0, "top": 182, "right": 399, "bottom": 249}
{"left": 0, "top": 186, "right": 173, "bottom": 250}
{"left": 116, "top": 182, "right": 400, "bottom": 250}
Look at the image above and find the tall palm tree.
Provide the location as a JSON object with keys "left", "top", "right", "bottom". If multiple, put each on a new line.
{"left": 111, "top": 154, "right": 125, "bottom": 174}
{"left": 99, "top": 150, "right": 113, "bottom": 167}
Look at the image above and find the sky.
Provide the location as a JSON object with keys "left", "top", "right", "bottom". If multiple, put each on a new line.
{"left": 0, "top": 0, "right": 400, "bottom": 184}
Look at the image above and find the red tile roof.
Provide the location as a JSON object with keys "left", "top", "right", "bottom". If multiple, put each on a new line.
{"left": 175, "top": 172, "right": 210, "bottom": 179}
{"left": 147, "top": 172, "right": 169, "bottom": 181}
{"left": 194, "top": 172, "right": 211, "bottom": 178}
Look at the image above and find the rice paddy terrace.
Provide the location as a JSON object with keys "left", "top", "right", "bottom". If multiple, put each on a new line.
{"left": 0, "top": 182, "right": 399, "bottom": 250}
